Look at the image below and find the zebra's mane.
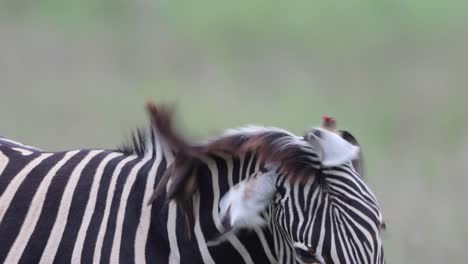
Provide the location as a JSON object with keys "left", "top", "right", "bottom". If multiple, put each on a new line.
{"left": 201, "top": 125, "right": 321, "bottom": 177}
{"left": 141, "top": 102, "right": 323, "bottom": 236}
{"left": 117, "top": 128, "right": 149, "bottom": 156}
{"left": 145, "top": 102, "right": 321, "bottom": 194}
{"left": 117, "top": 104, "right": 321, "bottom": 176}
{"left": 144, "top": 103, "right": 321, "bottom": 180}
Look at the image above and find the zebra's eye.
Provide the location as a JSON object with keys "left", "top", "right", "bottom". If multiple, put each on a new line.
{"left": 294, "top": 247, "right": 320, "bottom": 263}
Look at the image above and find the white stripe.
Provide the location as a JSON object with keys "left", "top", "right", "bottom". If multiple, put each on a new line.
{"left": 254, "top": 159, "right": 260, "bottom": 172}
{"left": 330, "top": 209, "right": 340, "bottom": 264}
{"left": 0, "top": 153, "right": 52, "bottom": 224}
{"left": 0, "top": 137, "right": 40, "bottom": 151}
{"left": 335, "top": 211, "right": 354, "bottom": 263}
{"left": 337, "top": 205, "right": 376, "bottom": 255}
{"left": 200, "top": 156, "right": 254, "bottom": 264}
{"left": 11, "top": 147, "right": 34, "bottom": 156}
{"left": 0, "top": 151, "right": 9, "bottom": 176}
{"left": 345, "top": 235, "right": 360, "bottom": 264}
{"left": 306, "top": 189, "right": 322, "bottom": 244}
{"left": 328, "top": 180, "right": 381, "bottom": 221}
{"left": 216, "top": 153, "right": 233, "bottom": 189}
{"left": 338, "top": 213, "right": 358, "bottom": 263}
{"left": 364, "top": 241, "right": 372, "bottom": 262}
{"left": 71, "top": 152, "right": 123, "bottom": 263}
{"left": 39, "top": 150, "right": 103, "bottom": 264}
{"left": 160, "top": 142, "right": 181, "bottom": 264}
{"left": 300, "top": 176, "right": 314, "bottom": 242}
{"left": 327, "top": 176, "right": 372, "bottom": 205}
{"left": 144, "top": 129, "right": 154, "bottom": 156}
{"left": 326, "top": 168, "right": 379, "bottom": 206}
{"left": 4, "top": 150, "right": 79, "bottom": 264}
{"left": 316, "top": 195, "right": 329, "bottom": 255}
{"left": 327, "top": 172, "right": 382, "bottom": 216}
{"left": 109, "top": 155, "right": 152, "bottom": 263}
{"left": 292, "top": 181, "right": 304, "bottom": 240}
{"left": 283, "top": 213, "right": 292, "bottom": 264}
{"left": 246, "top": 153, "right": 255, "bottom": 177}
{"left": 193, "top": 191, "right": 215, "bottom": 264}
{"left": 167, "top": 201, "right": 180, "bottom": 264}
{"left": 339, "top": 213, "right": 369, "bottom": 264}
{"left": 238, "top": 156, "right": 245, "bottom": 181}
{"left": 285, "top": 180, "right": 295, "bottom": 236}
{"left": 270, "top": 208, "right": 280, "bottom": 254}
{"left": 326, "top": 167, "right": 380, "bottom": 208}
{"left": 332, "top": 194, "right": 381, "bottom": 236}
{"left": 277, "top": 209, "right": 286, "bottom": 262}
{"left": 134, "top": 138, "right": 162, "bottom": 264}
{"left": 93, "top": 155, "right": 138, "bottom": 263}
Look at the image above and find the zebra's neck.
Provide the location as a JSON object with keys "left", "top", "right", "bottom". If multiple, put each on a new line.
{"left": 142, "top": 128, "right": 280, "bottom": 263}
{"left": 174, "top": 152, "right": 278, "bottom": 263}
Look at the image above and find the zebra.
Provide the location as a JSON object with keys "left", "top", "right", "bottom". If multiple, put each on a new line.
{"left": 0, "top": 103, "right": 385, "bottom": 263}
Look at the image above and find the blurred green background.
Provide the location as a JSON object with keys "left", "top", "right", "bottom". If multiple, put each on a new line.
{"left": 1, "top": 1, "right": 467, "bottom": 262}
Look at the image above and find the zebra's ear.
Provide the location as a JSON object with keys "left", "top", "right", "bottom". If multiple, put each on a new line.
{"left": 305, "top": 128, "right": 360, "bottom": 167}
{"left": 218, "top": 167, "right": 278, "bottom": 231}
{"left": 339, "top": 130, "right": 364, "bottom": 177}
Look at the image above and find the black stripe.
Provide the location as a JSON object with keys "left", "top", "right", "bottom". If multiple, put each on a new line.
{"left": 0, "top": 152, "right": 65, "bottom": 263}
{"left": 238, "top": 228, "right": 274, "bottom": 263}
{"left": 182, "top": 162, "right": 216, "bottom": 264}
{"left": 331, "top": 210, "right": 347, "bottom": 263}
{"left": 328, "top": 185, "right": 380, "bottom": 227}
{"left": 309, "top": 191, "right": 326, "bottom": 248}
{"left": 213, "top": 155, "right": 230, "bottom": 195}
{"left": 98, "top": 157, "right": 142, "bottom": 264}
{"left": 320, "top": 202, "right": 333, "bottom": 263}
{"left": 119, "top": 158, "right": 154, "bottom": 263}
{"left": 0, "top": 147, "right": 41, "bottom": 197}
{"left": 339, "top": 213, "right": 366, "bottom": 263}
{"left": 240, "top": 152, "right": 252, "bottom": 181}
{"left": 145, "top": 157, "right": 172, "bottom": 263}
{"left": 326, "top": 167, "right": 377, "bottom": 205}
{"left": 80, "top": 154, "right": 127, "bottom": 263}
{"left": 336, "top": 213, "right": 360, "bottom": 263}
{"left": 332, "top": 199, "right": 373, "bottom": 263}
{"left": 19, "top": 150, "right": 88, "bottom": 264}
{"left": 53, "top": 151, "right": 111, "bottom": 263}
{"left": 196, "top": 158, "right": 243, "bottom": 264}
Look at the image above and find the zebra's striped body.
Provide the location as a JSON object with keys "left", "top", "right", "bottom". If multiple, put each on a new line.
{"left": 0, "top": 105, "right": 385, "bottom": 264}
{"left": 0, "top": 134, "right": 277, "bottom": 263}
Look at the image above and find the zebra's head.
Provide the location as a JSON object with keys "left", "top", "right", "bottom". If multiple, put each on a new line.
{"left": 148, "top": 104, "right": 385, "bottom": 263}
{"left": 215, "top": 116, "right": 385, "bottom": 263}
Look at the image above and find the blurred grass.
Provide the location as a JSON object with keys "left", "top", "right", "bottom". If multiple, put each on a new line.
{"left": 0, "top": 0, "right": 467, "bottom": 262}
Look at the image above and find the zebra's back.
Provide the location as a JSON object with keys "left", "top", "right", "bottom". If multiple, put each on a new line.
{"left": 0, "top": 140, "right": 164, "bottom": 263}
